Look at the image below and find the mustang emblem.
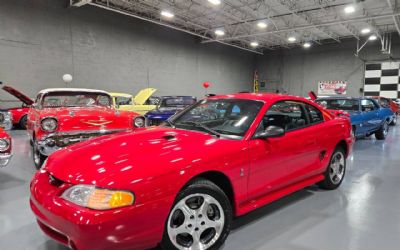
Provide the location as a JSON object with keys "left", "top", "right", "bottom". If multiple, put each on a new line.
{"left": 82, "top": 120, "right": 113, "bottom": 126}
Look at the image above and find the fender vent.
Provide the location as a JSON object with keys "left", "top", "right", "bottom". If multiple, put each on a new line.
{"left": 319, "top": 150, "right": 327, "bottom": 160}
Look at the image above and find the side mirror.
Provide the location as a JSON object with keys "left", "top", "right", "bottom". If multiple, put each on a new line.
{"left": 255, "top": 125, "right": 285, "bottom": 139}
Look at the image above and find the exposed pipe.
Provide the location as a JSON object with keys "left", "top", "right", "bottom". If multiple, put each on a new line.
{"left": 88, "top": 3, "right": 263, "bottom": 55}
{"left": 386, "top": 0, "right": 400, "bottom": 36}
{"left": 203, "top": 12, "right": 400, "bottom": 43}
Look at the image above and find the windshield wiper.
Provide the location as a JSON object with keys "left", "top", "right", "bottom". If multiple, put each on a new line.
{"left": 165, "top": 119, "right": 175, "bottom": 128}
{"left": 179, "top": 121, "right": 220, "bottom": 138}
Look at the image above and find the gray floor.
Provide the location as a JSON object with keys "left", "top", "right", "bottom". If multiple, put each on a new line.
{"left": 1, "top": 126, "right": 399, "bottom": 250}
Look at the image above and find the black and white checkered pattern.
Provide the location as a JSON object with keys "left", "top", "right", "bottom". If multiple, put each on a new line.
{"left": 364, "top": 61, "right": 400, "bottom": 98}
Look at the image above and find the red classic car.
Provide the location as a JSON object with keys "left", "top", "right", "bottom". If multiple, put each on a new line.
{"left": 30, "top": 93, "right": 353, "bottom": 250}
{"left": 0, "top": 128, "right": 12, "bottom": 167}
{"left": 27, "top": 88, "right": 145, "bottom": 167}
{"left": 1, "top": 85, "right": 33, "bottom": 129}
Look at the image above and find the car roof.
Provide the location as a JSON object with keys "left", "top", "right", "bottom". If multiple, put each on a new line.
{"left": 109, "top": 92, "right": 133, "bottom": 98}
{"left": 160, "top": 96, "right": 197, "bottom": 99}
{"left": 316, "top": 96, "right": 363, "bottom": 100}
{"left": 39, "top": 88, "right": 110, "bottom": 95}
{"left": 208, "top": 92, "right": 313, "bottom": 103}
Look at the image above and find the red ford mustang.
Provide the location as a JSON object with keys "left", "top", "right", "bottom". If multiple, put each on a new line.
{"left": 30, "top": 93, "right": 354, "bottom": 250}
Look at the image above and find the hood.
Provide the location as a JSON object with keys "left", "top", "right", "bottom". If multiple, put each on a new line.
{"left": 41, "top": 106, "right": 133, "bottom": 132}
{"left": 45, "top": 127, "right": 244, "bottom": 188}
{"left": 2, "top": 85, "right": 34, "bottom": 105}
{"left": 308, "top": 91, "right": 317, "bottom": 101}
{"left": 133, "top": 88, "right": 157, "bottom": 105}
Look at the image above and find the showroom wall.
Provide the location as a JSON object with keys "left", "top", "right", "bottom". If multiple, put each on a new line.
{"left": 0, "top": 0, "right": 255, "bottom": 103}
{"left": 257, "top": 36, "right": 400, "bottom": 97}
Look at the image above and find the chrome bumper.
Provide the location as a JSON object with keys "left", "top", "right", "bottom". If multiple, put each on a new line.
{"left": 37, "top": 129, "right": 128, "bottom": 156}
{"left": 0, "top": 120, "right": 12, "bottom": 131}
{"left": 0, "top": 154, "right": 12, "bottom": 167}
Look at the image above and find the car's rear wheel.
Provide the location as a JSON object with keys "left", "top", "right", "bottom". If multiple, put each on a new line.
{"left": 19, "top": 115, "right": 28, "bottom": 129}
{"left": 161, "top": 179, "right": 232, "bottom": 250}
{"left": 318, "top": 147, "right": 346, "bottom": 190}
{"left": 375, "top": 121, "right": 389, "bottom": 140}
{"left": 33, "top": 143, "right": 46, "bottom": 169}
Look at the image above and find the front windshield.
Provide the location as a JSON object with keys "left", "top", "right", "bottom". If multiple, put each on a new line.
{"left": 316, "top": 99, "right": 359, "bottom": 111}
{"left": 160, "top": 97, "right": 197, "bottom": 108}
{"left": 171, "top": 99, "right": 263, "bottom": 138}
{"left": 41, "top": 92, "right": 111, "bottom": 108}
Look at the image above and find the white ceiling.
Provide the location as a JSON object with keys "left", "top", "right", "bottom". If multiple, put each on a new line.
{"left": 73, "top": 0, "right": 400, "bottom": 54}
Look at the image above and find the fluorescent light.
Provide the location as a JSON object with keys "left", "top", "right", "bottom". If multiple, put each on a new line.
{"left": 161, "top": 10, "right": 174, "bottom": 18}
{"left": 369, "top": 35, "right": 377, "bottom": 41}
{"left": 215, "top": 29, "right": 225, "bottom": 36}
{"left": 257, "top": 21, "right": 268, "bottom": 29}
{"left": 288, "top": 36, "right": 296, "bottom": 42}
{"left": 208, "top": 0, "right": 221, "bottom": 5}
{"left": 361, "top": 28, "right": 371, "bottom": 34}
{"left": 303, "top": 42, "right": 311, "bottom": 48}
{"left": 250, "top": 41, "right": 259, "bottom": 47}
{"left": 344, "top": 5, "right": 355, "bottom": 14}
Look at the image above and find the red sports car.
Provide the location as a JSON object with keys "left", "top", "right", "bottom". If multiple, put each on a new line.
{"left": 0, "top": 128, "right": 11, "bottom": 166}
{"left": 1, "top": 85, "right": 34, "bottom": 129}
{"left": 27, "top": 88, "right": 145, "bottom": 168}
{"left": 30, "top": 93, "right": 353, "bottom": 250}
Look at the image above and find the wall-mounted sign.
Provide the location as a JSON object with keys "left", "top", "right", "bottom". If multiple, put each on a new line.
{"left": 318, "top": 80, "right": 348, "bottom": 95}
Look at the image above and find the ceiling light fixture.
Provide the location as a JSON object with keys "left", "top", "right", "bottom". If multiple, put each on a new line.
{"left": 344, "top": 5, "right": 355, "bottom": 14}
{"left": 303, "top": 42, "right": 311, "bottom": 48}
{"left": 257, "top": 21, "right": 268, "bottom": 29}
{"left": 215, "top": 29, "right": 225, "bottom": 36}
{"left": 208, "top": 0, "right": 221, "bottom": 5}
{"left": 161, "top": 10, "right": 174, "bottom": 18}
{"left": 361, "top": 28, "right": 371, "bottom": 34}
{"left": 250, "top": 41, "right": 259, "bottom": 47}
{"left": 288, "top": 36, "right": 296, "bottom": 42}
{"left": 369, "top": 35, "right": 378, "bottom": 41}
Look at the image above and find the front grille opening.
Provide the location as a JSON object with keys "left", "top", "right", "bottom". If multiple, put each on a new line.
{"left": 48, "top": 174, "right": 64, "bottom": 186}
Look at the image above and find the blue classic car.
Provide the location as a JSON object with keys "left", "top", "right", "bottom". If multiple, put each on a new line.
{"left": 316, "top": 97, "right": 395, "bottom": 140}
{"left": 145, "top": 96, "right": 197, "bottom": 126}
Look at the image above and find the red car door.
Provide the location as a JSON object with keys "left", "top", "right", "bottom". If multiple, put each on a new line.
{"left": 247, "top": 100, "right": 315, "bottom": 200}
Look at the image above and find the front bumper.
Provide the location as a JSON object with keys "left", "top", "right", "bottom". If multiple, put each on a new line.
{"left": 37, "top": 129, "right": 128, "bottom": 156}
{"left": 0, "top": 154, "right": 12, "bottom": 167}
{"left": 30, "top": 171, "right": 171, "bottom": 250}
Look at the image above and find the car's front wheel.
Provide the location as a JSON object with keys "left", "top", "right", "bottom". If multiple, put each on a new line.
{"left": 375, "top": 121, "right": 389, "bottom": 140}
{"left": 318, "top": 147, "right": 346, "bottom": 190}
{"left": 390, "top": 115, "right": 397, "bottom": 126}
{"left": 32, "top": 143, "right": 46, "bottom": 169}
{"left": 161, "top": 179, "right": 232, "bottom": 250}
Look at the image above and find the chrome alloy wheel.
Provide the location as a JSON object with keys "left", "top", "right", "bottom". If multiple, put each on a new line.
{"left": 383, "top": 122, "right": 389, "bottom": 136}
{"left": 167, "top": 193, "right": 225, "bottom": 250}
{"left": 329, "top": 151, "right": 345, "bottom": 185}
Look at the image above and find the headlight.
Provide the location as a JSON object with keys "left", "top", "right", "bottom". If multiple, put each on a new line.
{"left": 133, "top": 116, "right": 145, "bottom": 128}
{"left": 41, "top": 117, "right": 58, "bottom": 132}
{"left": 0, "top": 138, "right": 10, "bottom": 152}
{"left": 61, "top": 184, "right": 135, "bottom": 210}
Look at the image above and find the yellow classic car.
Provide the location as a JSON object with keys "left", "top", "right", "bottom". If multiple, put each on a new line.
{"left": 110, "top": 88, "right": 158, "bottom": 115}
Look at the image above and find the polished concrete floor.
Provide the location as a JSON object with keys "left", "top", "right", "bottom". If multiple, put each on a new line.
{"left": 0, "top": 126, "right": 399, "bottom": 250}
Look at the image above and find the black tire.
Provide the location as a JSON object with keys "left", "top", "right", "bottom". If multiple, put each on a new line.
{"left": 390, "top": 115, "right": 397, "bottom": 126}
{"left": 160, "top": 178, "right": 232, "bottom": 250}
{"left": 375, "top": 121, "right": 389, "bottom": 140}
{"left": 32, "top": 142, "right": 46, "bottom": 169}
{"left": 318, "top": 147, "right": 346, "bottom": 190}
{"left": 19, "top": 115, "right": 28, "bottom": 129}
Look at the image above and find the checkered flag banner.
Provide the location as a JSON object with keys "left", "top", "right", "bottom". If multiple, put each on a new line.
{"left": 364, "top": 61, "right": 400, "bottom": 99}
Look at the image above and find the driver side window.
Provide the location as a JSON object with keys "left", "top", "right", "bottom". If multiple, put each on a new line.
{"left": 361, "top": 99, "right": 376, "bottom": 112}
{"left": 257, "top": 101, "right": 309, "bottom": 132}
